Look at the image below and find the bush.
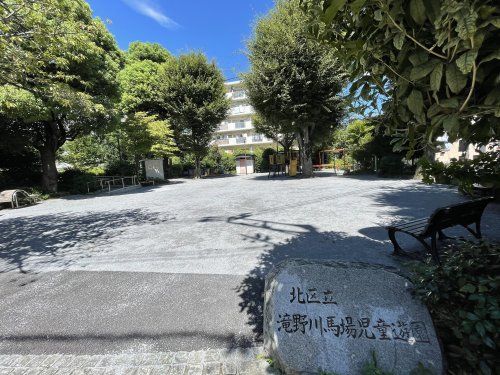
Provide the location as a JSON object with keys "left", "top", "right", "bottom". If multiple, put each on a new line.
{"left": 411, "top": 241, "right": 499, "bottom": 374}
{"left": 58, "top": 169, "right": 103, "bottom": 194}
{"left": 378, "top": 155, "right": 404, "bottom": 176}
{"left": 419, "top": 159, "right": 449, "bottom": 184}
{"left": 259, "top": 148, "right": 276, "bottom": 172}
{"left": 419, "top": 149, "right": 499, "bottom": 194}
{"left": 104, "top": 159, "right": 135, "bottom": 176}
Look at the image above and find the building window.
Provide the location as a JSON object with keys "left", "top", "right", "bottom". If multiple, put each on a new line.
{"left": 235, "top": 120, "right": 245, "bottom": 129}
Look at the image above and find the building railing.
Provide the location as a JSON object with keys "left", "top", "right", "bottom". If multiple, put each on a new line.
{"left": 236, "top": 137, "right": 246, "bottom": 144}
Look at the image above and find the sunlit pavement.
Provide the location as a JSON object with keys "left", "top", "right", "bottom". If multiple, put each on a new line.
{"left": 1, "top": 173, "right": 498, "bottom": 360}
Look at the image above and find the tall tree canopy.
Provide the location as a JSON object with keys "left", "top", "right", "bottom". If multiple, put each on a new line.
{"left": 0, "top": 0, "right": 122, "bottom": 192}
{"left": 302, "top": 0, "right": 500, "bottom": 154}
{"left": 158, "top": 52, "right": 229, "bottom": 178}
{"left": 244, "top": 0, "right": 346, "bottom": 177}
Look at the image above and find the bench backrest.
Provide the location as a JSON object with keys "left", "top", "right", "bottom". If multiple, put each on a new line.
{"left": 423, "top": 197, "right": 494, "bottom": 236}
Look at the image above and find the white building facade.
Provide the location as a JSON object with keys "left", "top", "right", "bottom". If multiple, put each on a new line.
{"left": 212, "top": 80, "right": 275, "bottom": 153}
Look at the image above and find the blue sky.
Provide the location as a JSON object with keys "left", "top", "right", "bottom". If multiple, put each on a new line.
{"left": 87, "top": 0, "right": 275, "bottom": 80}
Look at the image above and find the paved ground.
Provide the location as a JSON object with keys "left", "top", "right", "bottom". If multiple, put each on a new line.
{"left": 0, "top": 173, "right": 499, "bottom": 371}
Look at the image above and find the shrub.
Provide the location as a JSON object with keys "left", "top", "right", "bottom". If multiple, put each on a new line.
{"left": 418, "top": 149, "right": 499, "bottom": 195}
{"left": 411, "top": 241, "right": 499, "bottom": 374}
{"left": 378, "top": 155, "right": 404, "bottom": 176}
{"left": 259, "top": 148, "right": 276, "bottom": 172}
{"left": 419, "top": 159, "right": 449, "bottom": 184}
{"left": 104, "top": 159, "right": 135, "bottom": 176}
{"left": 58, "top": 169, "right": 102, "bottom": 194}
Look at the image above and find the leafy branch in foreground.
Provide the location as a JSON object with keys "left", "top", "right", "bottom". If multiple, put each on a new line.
{"left": 302, "top": 0, "right": 500, "bottom": 155}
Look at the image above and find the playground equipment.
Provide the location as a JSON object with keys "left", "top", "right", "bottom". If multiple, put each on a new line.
{"left": 313, "top": 148, "right": 346, "bottom": 172}
{"left": 268, "top": 151, "right": 300, "bottom": 178}
{"left": 0, "top": 189, "right": 38, "bottom": 209}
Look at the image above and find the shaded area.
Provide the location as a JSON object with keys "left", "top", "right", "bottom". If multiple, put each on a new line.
{"left": 203, "top": 213, "right": 394, "bottom": 340}
{"left": 232, "top": 185, "right": 500, "bottom": 340}
{"left": 0, "top": 209, "right": 174, "bottom": 273}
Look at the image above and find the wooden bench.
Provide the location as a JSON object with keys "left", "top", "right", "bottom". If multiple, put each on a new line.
{"left": 386, "top": 197, "right": 494, "bottom": 263}
{"left": 0, "top": 189, "right": 37, "bottom": 209}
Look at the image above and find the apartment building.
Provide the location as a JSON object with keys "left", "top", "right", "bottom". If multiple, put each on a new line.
{"left": 435, "top": 138, "right": 497, "bottom": 164}
{"left": 212, "top": 80, "right": 275, "bottom": 153}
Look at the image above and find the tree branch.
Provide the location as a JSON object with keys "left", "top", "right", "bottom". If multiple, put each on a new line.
{"left": 385, "top": 11, "right": 447, "bottom": 60}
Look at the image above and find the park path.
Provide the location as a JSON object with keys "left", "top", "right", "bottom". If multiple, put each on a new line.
{"left": 1, "top": 174, "right": 499, "bottom": 373}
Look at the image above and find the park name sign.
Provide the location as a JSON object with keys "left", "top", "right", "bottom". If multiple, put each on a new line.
{"left": 264, "top": 260, "right": 443, "bottom": 375}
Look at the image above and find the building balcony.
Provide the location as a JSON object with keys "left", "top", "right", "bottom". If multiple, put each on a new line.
{"left": 213, "top": 135, "right": 273, "bottom": 147}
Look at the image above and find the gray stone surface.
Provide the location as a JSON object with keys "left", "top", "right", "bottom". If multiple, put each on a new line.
{"left": 264, "top": 260, "right": 443, "bottom": 375}
{"left": 0, "top": 174, "right": 498, "bottom": 355}
{"left": 0, "top": 347, "right": 277, "bottom": 374}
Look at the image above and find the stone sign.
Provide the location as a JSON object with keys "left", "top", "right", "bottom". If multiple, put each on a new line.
{"left": 264, "top": 260, "right": 443, "bottom": 375}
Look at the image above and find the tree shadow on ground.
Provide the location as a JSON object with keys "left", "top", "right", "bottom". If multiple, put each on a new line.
{"left": 0, "top": 209, "right": 174, "bottom": 273}
{"left": 231, "top": 184, "right": 500, "bottom": 341}
{"left": 204, "top": 213, "right": 396, "bottom": 341}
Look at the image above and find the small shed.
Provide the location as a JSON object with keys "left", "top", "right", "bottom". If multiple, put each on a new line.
{"left": 235, "top": 154, "right": 255, "bottom": 175}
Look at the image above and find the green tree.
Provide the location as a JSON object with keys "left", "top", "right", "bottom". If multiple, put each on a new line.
{"left": 0, "top": 0, "right": 122, "bottom": 192}
{"left": 126, "top": 41, "right": 172, "bottom": 64}
{"left": 302, "top": 0, "right": 500, "bottom": 154}
{"left": 120, "top": 112, "right": 177, "bottom": 172}
{"left": 118, "top": 42, "right": 172, "bottom": 115}
{"left": 158, "top": 52, "right": 229, "bottom": 178}
{"left": 244, "top": 0, "right": 346, "bottom": 177}
{"left": 253, "top": 114, "right": 295, "bottom": 158}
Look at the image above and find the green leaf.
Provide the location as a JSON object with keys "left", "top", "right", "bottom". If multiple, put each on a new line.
{"left": 456, "top": 10, "right": 478, "bottom": 39}
{"left": 475, "top": 322, "right": 485, "bottom": 337}
{"left": 350, "top": 0, "right": 366, "bottom": 15}
{"left": 393, "top": 33, "right": 405, "bottom": 50}
{"left": 440, "top": 97, "right": 459, "bottom": 108}
{"left": 410, "top": 60, "right": 438, "bottom": 80}
{"left": 323, "top": 0, "right": 348, "bottom": 24}
{"left": 456, "top": 50, "right": 478, "bottom": 74}
{"left": 410, "top": 0, "right": 426, "bottom": 25}
{"left": 443, "top": 114, "right": 460, "bottom": 134}
{"left": 430, "top": 63, "right": 443, "bottom": 91}
{"left": 460, "top": 283, "right": 476, "bottom": 293}
{"left": 479, "top": 50, "right": 500, "bottom": 65}
{"left": 490, "top": 18, "right": 500, "bottom": 28}
{"left": 374, "top": 10, "right": 382, "bottom": 21}
{"left": 409, "top": 51, "right": 428, "bottom": 66}
{"left": 407, "top": 89, "right": 424, "bottom": 116}
{"left": 446, "top": 64, "right": 468, "bottom": 94}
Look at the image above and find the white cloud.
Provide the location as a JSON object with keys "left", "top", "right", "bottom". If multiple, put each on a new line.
{"left": 123, "top": 0, "right": 179, "bottom": 29}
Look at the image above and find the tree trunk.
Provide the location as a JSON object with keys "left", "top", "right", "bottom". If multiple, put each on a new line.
{"left": 298, "top": 126, "right": 313, "bottom": 178}
{"left": 194, "top": 156, "right": 202, "bottom": 179}
{"left": 39, "top": 120, "right": 63, "bottom": 193}
{"left": 40, "top": 147, "right": 58, "bottom": 193}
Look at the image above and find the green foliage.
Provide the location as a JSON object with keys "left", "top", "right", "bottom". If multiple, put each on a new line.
{"left": 58, "top": 168, "right": 102, "bottom": 195}
{"left": 158, "top": 52, "right": 229, "bottom": 178}
{"left": 60, "top": 133, "right": 117, "bottom": 171}
{"left": 0, "top": 0, "right": 123, "bottom": 192}
{"left": 244, "top": 0, "right": 346, "bottom": 177}
{"left": 419, "top": 147, "right": 499, "bottom": 192}
{"left": 411, "top": 241, "right": 500, "bottom": 374}
{"left": 378, "top": 155, "right": 406, "bottom": 176}
{"left": 126, "top": 41, "right": 172, "bottom": 64}
{"left": 201, "top": 146, "right": 234, "bottom": 174}
{"left": 121, "top": 112, "right": 177, "bottom": 160}
{"left": 303, "top": 0, "right": 500, "bottom": 154}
